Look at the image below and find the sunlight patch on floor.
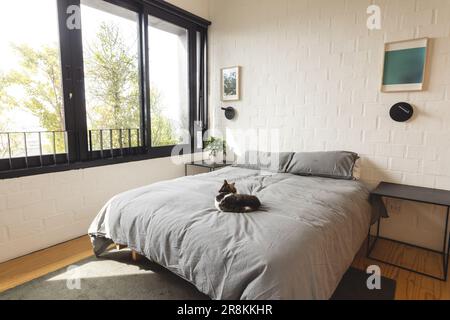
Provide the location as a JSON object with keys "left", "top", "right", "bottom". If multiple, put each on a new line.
{"left": 45, "top": 260, "right": 153, "bottom": 282}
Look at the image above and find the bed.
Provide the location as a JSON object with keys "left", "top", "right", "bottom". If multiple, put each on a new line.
{"left": 89, "top": 152, "right": 373, "bottom": 300}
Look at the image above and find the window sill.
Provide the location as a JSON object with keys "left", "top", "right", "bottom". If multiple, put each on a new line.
{"left": 0, "top": 152, "right": 190, "bottom": 180}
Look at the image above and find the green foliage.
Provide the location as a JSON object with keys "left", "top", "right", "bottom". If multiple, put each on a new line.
{"left": 204, "top": 137, "right": 226, "bottom": 156}
{"left": 84, "top": 22, "right": 178, "bottom": 149}
{"left": 2, "top": 44, "right": 64, "bottom": 131}
{"left": 84, "top": 22, "right": 140, "bottom": 131}
{"left": 0, "top": 44, "right": 65, "bottom": 153}
{"left": 149, "top": 88, "right": 178, "bottom": 147}
{"left": 0, "top": 21, "right": 179, "bottom": 155}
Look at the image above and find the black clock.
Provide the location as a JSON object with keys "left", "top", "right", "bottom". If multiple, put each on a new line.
{"left": 390, "top": 102, "right": 414, "bottom": 122}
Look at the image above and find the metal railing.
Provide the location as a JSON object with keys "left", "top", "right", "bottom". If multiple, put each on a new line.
{"left": 0, "top": 130, "right": 70, "bottom": 170}
{"left": 0, "top": 128, "right": 143, "bottom": 171}
{"left": 88, "top": 128, "right": 141, "bottom": 159}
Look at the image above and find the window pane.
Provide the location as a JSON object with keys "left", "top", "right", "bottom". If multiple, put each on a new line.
{"left": 81, "top": 0, "right": 141, "bottom": 151}
{"left": 148, "top": 16, "right": 189, "bottom": 147}
{"left": 0, "top": 0, "right": 65, "bottom": 158}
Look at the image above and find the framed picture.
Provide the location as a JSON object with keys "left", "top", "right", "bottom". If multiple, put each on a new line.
{"left": 381, "top": 38, "right": 429, "bottom": 92}
{"left": 221, "top": 66, "right": 240, "bottom": 101}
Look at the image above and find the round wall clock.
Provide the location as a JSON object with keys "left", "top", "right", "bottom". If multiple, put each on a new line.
{"left": 390, "top": 102, "right": 414, "bottom": 122}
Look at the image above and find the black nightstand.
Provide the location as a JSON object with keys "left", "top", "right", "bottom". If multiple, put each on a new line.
{"left": 368, "top": 182, "right": 450, "bottom": 281}
{"left": 185, "top": 161, "right": 233, "bottom": 176}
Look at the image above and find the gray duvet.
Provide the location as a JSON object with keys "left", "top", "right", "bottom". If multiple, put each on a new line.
{"left": 88, "top": 166, "right": 372, "bottom": 300}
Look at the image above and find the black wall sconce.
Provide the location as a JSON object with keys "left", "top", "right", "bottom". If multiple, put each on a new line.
{"left": 221, "top": 106, "right": 236, "bottom": 120}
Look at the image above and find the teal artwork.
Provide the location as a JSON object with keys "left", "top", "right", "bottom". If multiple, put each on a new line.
{"left": 383, "top": 47, "right": 426, "bottom": 85}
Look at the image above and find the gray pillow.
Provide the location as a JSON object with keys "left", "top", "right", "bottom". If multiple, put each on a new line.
{"left": 235, "top": 151, "right": 294, "bottom": 172}
{"left": 286, "top": 151, "right": 359, "bottom": 180}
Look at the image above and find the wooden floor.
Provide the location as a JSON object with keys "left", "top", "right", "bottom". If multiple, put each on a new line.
{"left": 0, "top": 235, "right": 449, "bottom": 299}
{"left": 0, "top": 236, "right": 93, "bottom": 293}
{"left": 353, "top": 238, "right": 450, "bottom": 300}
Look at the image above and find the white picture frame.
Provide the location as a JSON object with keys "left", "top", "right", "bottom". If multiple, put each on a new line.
{"left": 221, "top": 66, "right": 240, "bottom": 101}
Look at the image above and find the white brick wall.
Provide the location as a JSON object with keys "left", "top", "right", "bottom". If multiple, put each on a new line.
{"left": 0, "top": 157, "right": 190, "bottom": 263}
{"left": 209, "top": 0, "right": 450, "bottom": 251}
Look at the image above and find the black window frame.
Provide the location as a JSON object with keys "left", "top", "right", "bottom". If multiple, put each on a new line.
{"left": 0, "top": 0, "right": 210, "bottom": 179}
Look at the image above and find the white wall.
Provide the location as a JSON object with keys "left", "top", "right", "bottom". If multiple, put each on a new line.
{"left": 166, "top": 0, "right": 210, "bottom": 19}
{"left": 209, "top": 0, "right": 450, "bottom": 250}
{"left": 0, "top": 157, "right": 191, "bottom": 263}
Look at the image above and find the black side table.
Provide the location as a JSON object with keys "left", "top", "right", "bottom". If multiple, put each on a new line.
{"left": 185, "top": 161, "right": 233, "bottom": 176}
{"left": 368, "top": 182, "right": 450, "bottom": 281}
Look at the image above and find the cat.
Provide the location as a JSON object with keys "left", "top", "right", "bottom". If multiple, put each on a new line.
{"left": 215, "top": 180, "right": 262, "bottom": 213}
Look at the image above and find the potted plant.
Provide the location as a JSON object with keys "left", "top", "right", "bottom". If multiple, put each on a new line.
{"left": 204, "top": 137, "right": 226, "bottom": 164}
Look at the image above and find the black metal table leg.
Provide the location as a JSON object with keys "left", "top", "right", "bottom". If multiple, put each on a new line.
{"left": 367, "top": 204, "right": 449, "bottom": 282}
{"left": 445, "top": 237, "right": 449, "bottom": 281}
{"left": 443, "top": 206, "right": 449, "bottom": 281}
{"left": 367, "top": 217, "right": 381, "bottom": 257}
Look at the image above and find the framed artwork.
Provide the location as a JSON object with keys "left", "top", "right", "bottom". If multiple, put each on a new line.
{"left": 381, "top": 38, "right": 429, "bottom": 92}
{"left": 221, "top": 66, "right": 240, "bottom": 101}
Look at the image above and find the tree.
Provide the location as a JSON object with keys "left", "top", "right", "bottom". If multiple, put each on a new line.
{"left": 0, "top": 44, "right": 66, "bottom": 154}
{"left": 149, "top": 87, "right": 178, "bottom": 147}
{"left": 0, "top": 21, "right": 179, "bottom": 156}
{"left": 84, "top": 22, "right": 140, "bottom": 131}
{"left": 84, "top": 22, "right": 178, "bottom": 148}
{"left": 2, "top": 44, "right": 64, "bottom": 132}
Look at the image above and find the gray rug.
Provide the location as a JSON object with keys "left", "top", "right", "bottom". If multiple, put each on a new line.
{"left": 0, "top": 250, "right": 395, "bottom": 300}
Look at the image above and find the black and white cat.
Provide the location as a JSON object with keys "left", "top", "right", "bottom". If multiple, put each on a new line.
{"left": 215, "top": 180, "right": 262, "bottom": 213}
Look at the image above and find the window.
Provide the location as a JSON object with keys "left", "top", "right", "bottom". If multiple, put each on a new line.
{"left": 0, "top": 0, "right": 210, "bottom": 178}
{"left": 0, "top": 0, "right": 67, "bottom": 168}
{"left": 81, "top": 0, "right": 142, "bottom": 153}
{"left": 148, "top": 16, "right": 189, "bottom": 148}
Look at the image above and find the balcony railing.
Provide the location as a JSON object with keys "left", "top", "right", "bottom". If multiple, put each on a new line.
{"left": 0, "top": 128, "right": 146, "bottom": 175}
{"left": 0, "top": 130, "right": 70, "bottom": 171}
{"left": 88, "top": 128, "right": 142, "bottom": 160}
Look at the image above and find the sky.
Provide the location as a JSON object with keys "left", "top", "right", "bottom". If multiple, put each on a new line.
{"left": 148, "top": 19, "right": 188, "bottom": 132}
